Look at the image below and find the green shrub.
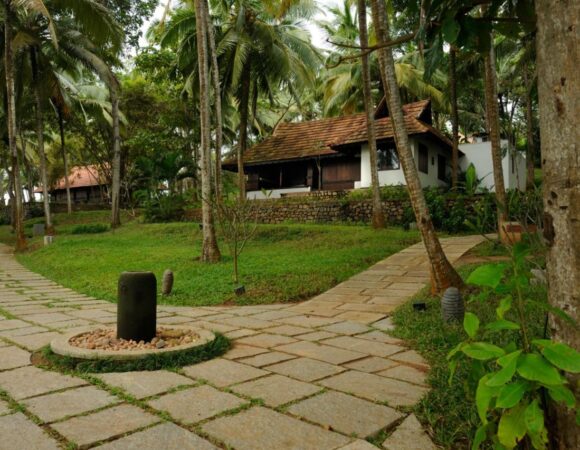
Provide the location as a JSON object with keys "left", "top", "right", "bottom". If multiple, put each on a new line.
{"left": 143, "top": 194, "right": 187, "bottom": 223}
{"left": 71, "top": 224, "right": 110, "bottom": 235}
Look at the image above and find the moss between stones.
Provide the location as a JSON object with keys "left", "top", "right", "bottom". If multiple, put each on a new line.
{"left": 35, "top": 333, "right": 231, "bottom": 373}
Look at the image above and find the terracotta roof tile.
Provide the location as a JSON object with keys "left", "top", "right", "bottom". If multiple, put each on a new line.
{"left": 53, "top": 165, "right": 105, "bottom": 190}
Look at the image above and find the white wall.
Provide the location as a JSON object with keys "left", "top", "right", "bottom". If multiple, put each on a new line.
{"left": 356, "top": 137, "right": 449, "bottom": 189}
{"left": 247, "top": 186, "right": 311, "bottom": 200}
{"left": 459, "top": 141, "right": 527, "bottom": 192}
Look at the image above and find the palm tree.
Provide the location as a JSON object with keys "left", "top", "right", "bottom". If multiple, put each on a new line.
{"left": 370, "top": 0, "right": 463, "bottom": 293}
{"left": 449, "top": 46, "right": 459, "bottom": 189}
{"left": 194, "top": 0, "right": 220, "bottom": 262}
{"left": 357, "top": 0, "right": 383, "bottom": 228}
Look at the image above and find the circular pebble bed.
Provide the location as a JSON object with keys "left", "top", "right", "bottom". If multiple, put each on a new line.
{"left": 69, "top": 327, "right": 198, "bottom": 351}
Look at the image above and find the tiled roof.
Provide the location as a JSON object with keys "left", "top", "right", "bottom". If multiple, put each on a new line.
{"left": 52, "top": 165, "right": 106, "bottom": 191}
{"left": 235, "top": 100, "right": 451, "bottom": 166}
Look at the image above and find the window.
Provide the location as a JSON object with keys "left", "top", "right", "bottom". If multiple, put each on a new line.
{"left": 377, "top": 143, "right": 400, "bottom": 170}
{"left": 418, "top": 144, "right": 429, "bottom": 174}
{"left": 437, "top": 155, "right": 447, "bottom": 181}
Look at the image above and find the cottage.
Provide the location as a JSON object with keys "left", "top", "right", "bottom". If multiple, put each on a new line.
{"left": 225, "top": 99, "right": 526, "bottom": 198}
{"left": 40, "top": 165, "right": 108, "bottom": 205}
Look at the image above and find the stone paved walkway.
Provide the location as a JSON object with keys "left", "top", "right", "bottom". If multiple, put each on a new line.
{"left": 0, "top": 235, "right": 484, "bottom": 449}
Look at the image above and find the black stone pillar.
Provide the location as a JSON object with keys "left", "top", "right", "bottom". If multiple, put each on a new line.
{"left": 117, "top": 272, "right": 157, "bottom": 342}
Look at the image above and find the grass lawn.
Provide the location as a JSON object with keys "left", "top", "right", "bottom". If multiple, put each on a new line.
{"left": 0, "top": 211, "right": 420, "bottom": 307}
{"left": 390, "top": 262, "right": 548, "bottom": 449}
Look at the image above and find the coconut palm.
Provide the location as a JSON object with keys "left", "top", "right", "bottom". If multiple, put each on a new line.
{"left": 369, "top": 0, "right": 463, "bottom": 293}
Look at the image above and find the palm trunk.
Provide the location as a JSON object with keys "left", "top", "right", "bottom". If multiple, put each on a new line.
{"left": 482, "top": 20, "right": 508, "bottom": 229}
{"left": 449, "top": 46, "right": 459, "bottom": 189}
{"left": 110, "top": 82, "right": 122, "bottom": 228}
{"left": 535, "top": 1, "right": 579, "bottom": 448}
{"left": 58, "top": 110, "right": 72, "bottom": 214}
{"left": 202, "top": 0, "right": 223, "bottom": 200}
{"left": 523, "top": 68, "right": 536, "bottom": 191}
{"left": 31, "top": 46, "right": 53, "bottom": 234}
{"left": 4, "top": 1, "right": 26, "bottom": 251}
{"left": 195, "top": 0, "right": 221, "bottom": 263}
{"left": 237, "top": 62, "right": 251, "bottom": 201}
{"left": 358, "top": 0, "right": 384, "bottom": 228}
{"left": 370, "top": 0, "right": 462, "bottom": 293}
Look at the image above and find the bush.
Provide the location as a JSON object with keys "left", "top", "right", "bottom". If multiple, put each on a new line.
{"left": 143, "top": 194, "right": 187, "bottom": 223}
{"left": 71, "top": 224, "right": 109, "bottom": 235}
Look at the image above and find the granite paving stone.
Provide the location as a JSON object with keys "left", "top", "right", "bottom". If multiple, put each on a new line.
{"left": 182, "top": 358, "right": 268, "bottom": 387}
{"left": 265, "top": 357, "right": 345, "bottom": 382}
{"left": 390, "top": 350, "right": 430, "bottom": 370}
{"left": 378, "top": 364, "right": 428, "bottom": 386}
{"left": 339, "top": 440, "right": 381, "bottom": 450}
{"left": 0, "top": 399, "right": 11, "bottom": 415}
{"left": 236, "top": 333, "right": 298, "bottom": 348}
{"left": 0, "top": 365, "right": 86, "bottom": 400}
{"left": 22, "top": 385, "right": 119, "bottom": 423}
{"left": 0, "top": 345, "right": 31, "bottom": 370}
{"left": 222, "top": 344, "right": 269, "bottom": 360}
{"left": 0, "top": 325, "right": 49, "bottom": 337}
{"left": 344, "top": 356, "right": 399, "bottom": 373}
{"left": 321, "top": 321, "right": 371, "bottom": 335}
{"left": 0, "top": 412, "right": 60, "bottom": 450}
{"left": 7, "top": 331, "right": 61, "bottom": 351}
{"left": 319, "top": 371, "right": 429, "bottom": 407}
{"left": 96, "top": 370, "right": 196, "bottom": 399}
{"left": 382, "top": 414, "right": 437, "bottom": 450}
{"left": 231, "top": 374, "right": 321, "bottom": 407}
{"left": 288, "top": 391, "right": 402, "bottom": 438}
{"left": 148, "top": 385, "right": 246, "bottom": 423}
{"left": 321, "top": 336, "right": 406, "bottom": 358}
{"left": 262, "top": 325, "right": 311, "bottom": 336}
{"left": 274, "top": 341, "right": 365, "bottom": 365}
{"left": 51, "top": 404, "right": 159, "bottom": 447}
{"left": 0, "top": 319, "right": 30, "bottom": 331}
{"left": 238, "top": 351, "right": 296, "bottom": 367}
{"left": 94, "top": 422, "right": 218, "bottom": 450}
{"left": 202, "top": 406, "right": 351, "bottom": 450}
{"left": 297, "top": 330, "right": 338, "bottom": 341}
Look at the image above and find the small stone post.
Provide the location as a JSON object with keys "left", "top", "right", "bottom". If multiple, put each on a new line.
{"left": 117, "top": 272, "right": 157, "bottom": 342}
{"left": 162, "top": 270, "right": 174, "bottom": 296}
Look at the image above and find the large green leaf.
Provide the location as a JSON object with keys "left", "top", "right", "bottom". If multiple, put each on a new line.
{"left": 497, "top": 403, "right": 528, "bottom": 449}
{"left": 467, "top": 264, "right": 507, "bottom": 289}
{"left": 441, "top": 17, "right": 460, "bottom": 43}
{"left": 476, "top": 374, "right": 498, "bottom": 424}
{"left": 517, "top": 353, "right": 565, "bottom": 385}
{"left": 463, "top": 342, "right": 506, "bottom": 361}
{"left": 496, "top": 296, "right": 512, "bottom": 319}
{"left": 464, "top": 312, "right": 480, "bottom": 338}
{"left": 536, "top": 341, "right": 580, "bottom": 373}
{"left": 547, "top": 385, "right": 576, "bottom": 408}
{"left": 487, "top": 351, "right": 522, "bottom": 387}
{"left": 496, "top": 381, "right": 529, "bottom": 408}
{"left": 525, "top": 400, "right": 548, "bottom": 449}
{"left": 471, "top": 424, "right": 488, "bottom": 450}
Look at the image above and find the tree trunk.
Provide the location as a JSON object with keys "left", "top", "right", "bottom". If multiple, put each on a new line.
{"left": 237, "top": 62, "right": 251, "bottom": 201}
{"left": 535, "top": 1, "right": 579, "bottom": 448}
{"left": 202, "top": 0, "right": 223, "bottom": 200}
{"left": 482, "top": 23, "right": 508, "bottom": 229}
{"left": 4, "top": 1, "right": 26, "bottom": 251}
{"left": 31, "top": 46, "right": 53, "bottom": 234}
{"left": 358, "top": 0, "right": 384, "bottom": 229}
{"left": 195, "top": 0, "right": 221, "bottom": 263}
{"left": 370, "top": 0, "right": 463, "bottom": 293}
{"left": 523, "top": 68, "right": 536, "bottom": 191}
{"left": 449, "top": 46, "right": 459, "bottom": 189}
{"left": 110, "top": 82, "right": 122, "bottom": 228}
{"left": 58, "top": 110, "right": 72, "bottom": 214}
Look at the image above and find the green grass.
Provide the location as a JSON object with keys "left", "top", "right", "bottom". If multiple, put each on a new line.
{"left": 390, "top": 264, "right": 548, "bottom": 449}
{"left": 0, "top": 211, "right": 419, "bottom": 307}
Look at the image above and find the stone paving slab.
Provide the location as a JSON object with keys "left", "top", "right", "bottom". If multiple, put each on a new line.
{"left": 0, "top": 365, "right": 87, "bottom": 400}
{"left": 265, "top": 357, "right": 346, "bottom": 382}
{"left": 0, "top": 412, "right": 60, "bottom": 450}
{"left": 51, "top": 404, "right": 159, "bottom": 447}
{"left": 238, "top": 351, "right": 296, "bottom": 367}
{"left": 22, "top": 385, "right": 119, "bottom": 423}
{"left": 202, "top": 406, "right": 351, "bottom": 450}
{"left": 94, "top": 422, "right": 218, "bottom": 450}
{"left": 344, "top": 356, "right": 399, "bottom": 373}
{"left": 0, "top": 346, "right": 31, "bottom": 370}
{"left": 0, "top": 399, "right": 11, "bottom": 416}
{"left": 236, "top": 333, "right": 297, "bottom": 348}
{"left": 378, "top": 364, "right": 428, "bottom": 386}
{"left": 7, "top": 331, "right": 62, "bottom": 351}
{"left": 148, "top": 385, "right": 246, "bottom": 424}
{"left": 231, "top": 374, "right": 321, "bottom": 407}
{"left": 274, "top": 341, "right": 365, "bottom": 365}
{"left": 96, "top": 370, "right": 196, "bottom": 399}
{"left": 382, "top": 414, "right": 437, "bottom": 450}
{"left": 182, "top": 359, "right": 268, "bottom": 387}
{"left": 288, "top": 391, "right": 402, "bottom": 438}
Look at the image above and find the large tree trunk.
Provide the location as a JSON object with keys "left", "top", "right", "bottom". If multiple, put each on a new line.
{"left": 4, "top": 1, "right": 26, "bottom": 251}
{"left": 370, "top": 0, "right": 463, "bottom": 293}
{"left": 58, "top": 110, "right": 72, "bottom": 214}
{"left": 449, "top": 46, "right": 459, "bottom": 189}
{"left": 482, "top": 24, "right": 508, "bottom": 229}
{"left": 202, "top": 0, "right": 223, "bottom": 200}
{"left": 358, "top": 0, "right": 384, "bottom": 229}
{"left": 31, "top": 46, "right": 53, "bottom": 234}
{"left": 237, "top": 62, "right": 251, "bottom": 201}
{"left": 110, "top": 82, "right": 122, "bottom": 228}
{"left": 535, "top": 1, "right": 579, "bottom": 448}
{"left": 195, "top": 0, "right": 221, "bottom": 263}
{"left": 523, "top": 68, "right": 536, "bottom": 191}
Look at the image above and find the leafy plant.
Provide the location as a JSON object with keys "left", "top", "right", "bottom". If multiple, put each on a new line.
{"left": 71, "top": 224, "right": 109, "bottom": 235}
{"left": 143, "top": 194, "right": 187, "bottom": 223}
{"left": 448, "top": 242, "right": 579, "bottom": 449}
